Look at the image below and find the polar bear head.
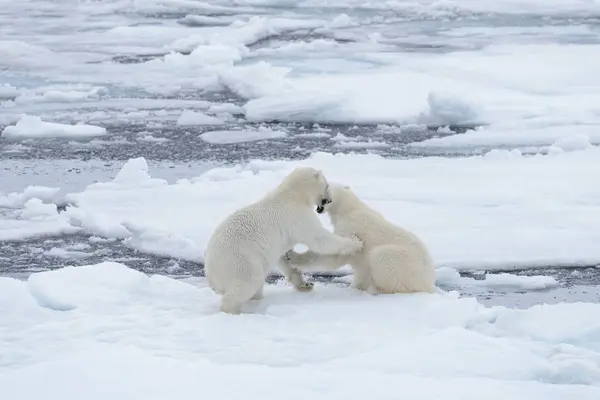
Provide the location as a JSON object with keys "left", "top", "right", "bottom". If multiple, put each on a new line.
{"left": 278, "top": 167, "right": 332, "bottom": 207}
{"left": 316, "top": 183, "right": 353, "bottom": 214}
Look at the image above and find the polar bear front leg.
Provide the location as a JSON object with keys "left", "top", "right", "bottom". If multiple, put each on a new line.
{"left": 278, "top": 256, "right": 314, "bottom": 292}
{"left": 295, "top": 217, "right": 363, "bottom": 256}
{"left": 284, "top": 249, "right": 350, "bottom": 271}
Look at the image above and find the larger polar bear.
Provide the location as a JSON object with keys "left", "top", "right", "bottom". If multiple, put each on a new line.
{"left": 204, "top": 168, "right": 363, "bottom": 314}
{"left": 283, "top": 183, "right": 436, "bottom": 294}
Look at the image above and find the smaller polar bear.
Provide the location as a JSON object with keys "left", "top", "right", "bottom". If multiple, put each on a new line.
{"left": 204, "top": 168, "right": 363, "bottom": 314}
{"left": 283, "top": 183, "right": 435, "bottom": 294}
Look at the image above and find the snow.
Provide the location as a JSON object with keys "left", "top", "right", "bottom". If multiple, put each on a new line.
{"left": 1, "top": 262, "right": 599, "bottom": 399}
{"left": 1, "top": 115, "right": 107, "bottom": 140}
{"left": 199, "top": 129, "right": 288, "bottom": 144}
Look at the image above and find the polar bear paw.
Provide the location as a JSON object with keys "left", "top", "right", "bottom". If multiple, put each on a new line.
{"left": 339, "top": 234, "right": 363, "bottom": 255}
{"left": 283, "top": 249, "right": 296, "bottom": 262}
{"left": 283, "top": 249, "right": 313, "bottom": 265}
{"left": 295, "top": 281, "right": 314, "bottom": 292}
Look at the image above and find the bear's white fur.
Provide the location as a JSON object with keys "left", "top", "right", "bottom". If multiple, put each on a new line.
{"left": 204, "top": 168, "right": 363, "bottom": 314}
{"left": 283, "top": 183, "right": 436, "bottom": 294}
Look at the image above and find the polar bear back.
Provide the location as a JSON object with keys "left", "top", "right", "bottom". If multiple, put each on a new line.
{"left": 205, "top": 197, "right": 304, "bottom": 269}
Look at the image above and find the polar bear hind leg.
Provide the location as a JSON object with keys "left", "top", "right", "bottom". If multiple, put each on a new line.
{"left": 251, "top": 284, "right": 264, "bottom": 300}
{"left": 369, "top": 244, "right": 435, "bottom": 294}
{"left": 218, "top": 265, "right": 266, "bottom": 314}
{"left": 351, "top": 261, "right": 374, "bottom": 292}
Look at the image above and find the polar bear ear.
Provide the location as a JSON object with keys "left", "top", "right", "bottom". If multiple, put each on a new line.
{"left": 344, "top": 185, "right": 350, "bottom": 189}
{"left": 313, "top": 170, "right": 322, "bottom": 179}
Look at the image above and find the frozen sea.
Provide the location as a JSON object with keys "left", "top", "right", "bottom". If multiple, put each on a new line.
{"left": 1, "top": 1, "right": 600, "bottom": 399}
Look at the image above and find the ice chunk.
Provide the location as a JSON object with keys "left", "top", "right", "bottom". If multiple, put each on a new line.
{"left": 19, "top": 198, "right": 58, "bottom": 220}
{"left": 0, "top": 83, "right": 19, "bottom": 99}
{"left": 413, "top": 126, "right": 600, "bottom": 149}
{"left": 483, "top": 149, "right": 521, "bottom": 160}
{"left": 177, "top": 14, "right": 231, "bottom": 27}
{"left": 418, "top": 92, "right": 481, "bottom": 126}
{"left": 0, "top": 40, "right": 57, "bottom": 68}
{"left": 112, "top": 158, "right": 153, "bottom": 185}
{"left": 482, "top": 273, "right": 558, "bottom": 290}
{"left": 176, "top": 110, "right": 225, "bottom": 126}
{"left": 0, "top": 186, "right": 60, "bottom": 208}
{"left": 553, "top": 134, "right": 592, "bottom": 152}
{"left": 2, "top": 115, "right": 106, "bottom": 139}
{"left": 199, "top": 129, "right": 287, "bottom": 144}
{"left": 208, "top": 103, "right": 243, "bottom": 115}
{"left": 14, "top": 86, "right": 104, "bottom": 104}
{"left": 436, "top": 268, "right": 558, "bottom": 291}
{"left": 44, "top": 247, "right": 94, "bottom": 260}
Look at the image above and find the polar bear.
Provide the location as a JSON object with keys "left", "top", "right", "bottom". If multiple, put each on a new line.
{"left": 204, "top": 168, "right": 363, "bottom": 314}
{"left": 282, "top": 183, "right": 435, "bottom": 294}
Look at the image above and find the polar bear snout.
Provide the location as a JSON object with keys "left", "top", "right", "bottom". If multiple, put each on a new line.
{"left": 316, "top": 197, "right": 331, "bottom": 214}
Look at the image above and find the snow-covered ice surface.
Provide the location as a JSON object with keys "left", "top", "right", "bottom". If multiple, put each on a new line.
{"left": 2, "top": 1, "right": 600, "bottom": 397}
{"left": 3, "top": 150, "right": 600, "bottom": 270}
{"left": 1, "top": 262, "right": 600, "bottom": 400}
{"left": 6, "top": 150, "right": 591, "bottom": 270}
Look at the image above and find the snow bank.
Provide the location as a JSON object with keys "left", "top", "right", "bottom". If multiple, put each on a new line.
{"left": 199, "top": 129, "right": 287, "bottom": 144}
{"left": 1, "top": 115, "right": 107, "bottom": 140}
{"left": 0, "top": 262, "right": 599, "bottom": 399}
{"left": 53, "top": 147, "right": 600, "bottom": 270}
